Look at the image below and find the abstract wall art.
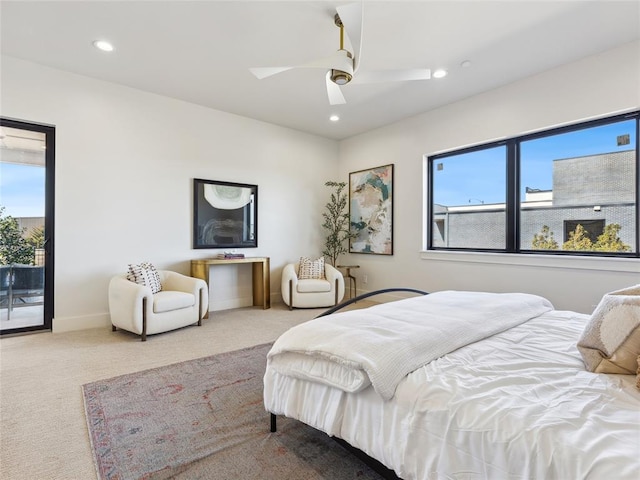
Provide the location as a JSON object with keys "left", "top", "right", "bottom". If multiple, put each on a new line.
{"left": 349, "top": 164, "right": 393, "bottom": 255}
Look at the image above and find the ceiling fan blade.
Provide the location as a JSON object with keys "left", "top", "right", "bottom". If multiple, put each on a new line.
{"left": 326, "top": 72, "right": 346, "bottom": 105}
{"left": 336, "top": 2, "right": 363, "bottom": 72}
{"left": 352, "top": 68, "right": 431, "bottom": 84}
{"left": 250, "top": 51, "right": 353, "bottom": 80}
{"left": 300, "top": 51, "right": 353, "bottom": 74}
{"left": 249, "top": 67, "right": 294, "bottom": 79}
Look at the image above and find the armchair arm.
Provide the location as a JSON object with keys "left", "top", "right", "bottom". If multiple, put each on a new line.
{"left": 325, "top": 264, "right": 345, "bottom": 302}
{"left": 108, "top": 275, "right": 152, "bottom": 334}
{"left": 324, "top": 263, "right": 342, "bottom": 282}
{"left": 281, "top": 263, "right": 299, "bottom": 307}
{"left": 160, "top": 271, "right": 209, "bottom": 319}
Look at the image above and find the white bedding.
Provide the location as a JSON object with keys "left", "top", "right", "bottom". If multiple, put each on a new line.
{"left": 268, "top": 291, "right": 553, "bottom": 400}
{"left": 264, "top": 310, "right": 640, "bottom": 480}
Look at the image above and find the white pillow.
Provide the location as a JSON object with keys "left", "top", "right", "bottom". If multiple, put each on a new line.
{"left": 298, "top": 256, "right": 325, "bottom": 280}
{"left": 577, "top": 284, "right": 640, "bottom": 374}
{"left": 127, "top": 262, "right": 162, "bottom": 294}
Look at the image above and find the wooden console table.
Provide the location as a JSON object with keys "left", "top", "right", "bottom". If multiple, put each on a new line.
{"left": 191, "top": 257, "right": 271, "bottom": 311}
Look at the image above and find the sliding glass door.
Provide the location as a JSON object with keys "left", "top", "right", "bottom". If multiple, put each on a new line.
{"left": 0, "top": 118, "right": 54, "bottom": 335}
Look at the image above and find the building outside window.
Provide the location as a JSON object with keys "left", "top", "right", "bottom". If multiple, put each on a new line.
{"left": 431, "top": 145, "right": 507, "bottom": 249}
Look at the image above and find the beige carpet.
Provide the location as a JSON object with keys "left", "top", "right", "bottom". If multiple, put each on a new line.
{"left": 0, "top": 303, "right": 372, "bottom": 479}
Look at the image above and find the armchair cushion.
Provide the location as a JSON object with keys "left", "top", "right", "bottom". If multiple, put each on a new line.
{"left": 298, "top": 256, "right": 325, "bottom": 280}
{"left": 153, "top": 291, "right": 195, "bottom": 314}
{"left": 127, "top": 262, "right": 162, "bottom": 294}
{"left": 297, "top": 279, "right": 332, "bottom": 293}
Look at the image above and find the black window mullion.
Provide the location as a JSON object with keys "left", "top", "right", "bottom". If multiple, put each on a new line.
{"left": 506, "top": 140, "right": 519, "bottom": 252}
{"left": 427, "top": 154, "right": 438, "bottom": 251}
{"left": 636, "top": 113, "right": 640, "bottom": 255}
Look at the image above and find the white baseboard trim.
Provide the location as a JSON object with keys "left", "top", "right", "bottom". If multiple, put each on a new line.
{"left": 54, "top": 294, "right": 286, "bottom": 332}
{"left": 354, "top": 289, "right": 425, "bottom": 304}
{"left": 209, "top": 295, "right": 259, "bottom": 311}
{"left": 53, "top": 313, "right": 111, "bottom": 333}
{"left": 210, "top": 293, "right": 285, "bottom": 312}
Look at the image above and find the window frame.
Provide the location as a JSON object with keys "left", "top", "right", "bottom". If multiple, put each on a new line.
{"left": 426, "top": 111, "right": 640, "bottom": 258}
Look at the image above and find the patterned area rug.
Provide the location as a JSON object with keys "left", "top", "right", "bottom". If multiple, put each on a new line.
{"left": 82, "top": 343, "right": 385, "bottom": 480}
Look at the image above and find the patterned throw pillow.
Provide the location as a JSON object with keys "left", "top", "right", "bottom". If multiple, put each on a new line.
{"left": 577, "top": 284, "right": 640, "bottom": 374}
{"left": 127, "top": 262, "right": 162, "bottom": 294}
{"left": 298, "top": 256, "right": 325, "bottom": 280}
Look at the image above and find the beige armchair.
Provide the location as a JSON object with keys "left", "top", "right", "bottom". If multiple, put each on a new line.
{"left": 109, "top": 270, "right": 208, "bottom": 341}
{"left": 281, "top": 261, "right": 345, "bottom": 310}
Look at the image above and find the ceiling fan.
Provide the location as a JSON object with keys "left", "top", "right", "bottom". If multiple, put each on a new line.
{"left": 249, "top": 3, "right": 431, "bottom": 105}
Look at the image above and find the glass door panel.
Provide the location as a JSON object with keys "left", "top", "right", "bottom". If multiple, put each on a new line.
{"left": 1, "top": 120, "right": 53, "bottom": 334}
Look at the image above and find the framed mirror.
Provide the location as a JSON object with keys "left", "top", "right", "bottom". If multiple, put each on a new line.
{"left": 193, "top": 178, "right": 258, "bottom": 249}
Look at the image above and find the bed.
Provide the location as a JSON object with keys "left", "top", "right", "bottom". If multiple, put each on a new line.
{"left": 264, "top": 288, "right": 640, "bottom": 480}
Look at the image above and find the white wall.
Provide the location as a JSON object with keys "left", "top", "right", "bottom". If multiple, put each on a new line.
{"left": 337, "top": 41, "right": 640, "bottom": 313}
{"left": 2, "top": 41, "right": 639, "bottom": 332}
{"left": 1, "top": 56, "right": 338, "bottom": 331}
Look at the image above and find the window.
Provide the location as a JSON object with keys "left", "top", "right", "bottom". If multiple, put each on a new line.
{"left": 431, "top": 145, "right": 507, "bottom": 249}
{"left": 427, "top": 111, "right": 639, "bottom": 257}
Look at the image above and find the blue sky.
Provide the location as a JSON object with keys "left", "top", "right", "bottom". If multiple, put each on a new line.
{"left": 0, "top": 162, "right": 45, "bottom": 218}
{"left": 433, "top": 119, "right": 637, "bottom": 206}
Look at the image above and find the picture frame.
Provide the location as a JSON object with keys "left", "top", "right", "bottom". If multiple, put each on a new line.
{"left": 193, "top": 178, "right": 258, "bottom": 249}
{"left": 349, "top": 164, "right": 393, "bottom": 255}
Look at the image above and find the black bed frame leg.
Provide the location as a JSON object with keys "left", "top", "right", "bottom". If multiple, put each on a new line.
{"left": 270, "top": 413, "right": 277, "bottom": 432}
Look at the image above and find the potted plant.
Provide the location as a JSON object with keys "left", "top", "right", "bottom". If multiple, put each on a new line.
{"left": 321, "top": 181, "right": 355, "bottom": 266}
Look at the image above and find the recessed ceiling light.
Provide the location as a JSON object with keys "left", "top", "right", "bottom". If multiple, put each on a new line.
{"left": 329, "top": 115, "right": 340, "bottom": 122}
{"left": 433, "top": 69, "right": 447, "bottom": 79}
{"left": 461, "top": 60, "right": 472, "bottom": 68}
{"left": 93, "top": 40, "right": 114, "bottom": 52}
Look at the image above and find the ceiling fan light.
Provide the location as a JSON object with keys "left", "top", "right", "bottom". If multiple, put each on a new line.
{"left": 331, "top": 69, "right": 352, "bottom": 85}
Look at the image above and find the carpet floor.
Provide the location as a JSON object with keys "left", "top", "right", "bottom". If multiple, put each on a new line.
{"left": 83, "top": 342, "right": 385, "bottom": 480}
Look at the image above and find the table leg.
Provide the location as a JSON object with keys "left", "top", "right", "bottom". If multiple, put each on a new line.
{"left": 352, "top": 275, "right": 357, "bottom": 301}
{"left": 252, "top": 259, "right": 271, "bottom": 309}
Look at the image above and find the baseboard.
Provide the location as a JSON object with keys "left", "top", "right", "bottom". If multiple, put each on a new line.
{"left": 53, "top": 312, "right": 111, "bottom": 333}
{"left": 210, "top": 293, "right": 285, "bottom": 311}
{"left": 209, "top": 295, "right": 259, "bottom": 311}
{"left": 54, "top": 295, "right": 287, "bottom": 332}
{"left": 353, "top": 289, "right": 422, "bottom": 304}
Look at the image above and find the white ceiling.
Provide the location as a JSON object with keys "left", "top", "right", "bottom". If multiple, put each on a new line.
{"left": 1, "top": 1, "right": 639, "bottom": 140}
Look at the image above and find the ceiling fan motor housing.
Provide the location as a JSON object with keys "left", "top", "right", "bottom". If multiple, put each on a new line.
{"left": 330, "top": 49, "right": 354, "bottom": 85}
{"left": 331, "top": 69, "right": 352, "bottom": 85}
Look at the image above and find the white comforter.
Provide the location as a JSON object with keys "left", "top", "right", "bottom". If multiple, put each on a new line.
{"left": 264, "top": 310, "right": 640, "bottom": 479}
{"left": 267, "top": 291, "right": 553, "bottom": 400}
